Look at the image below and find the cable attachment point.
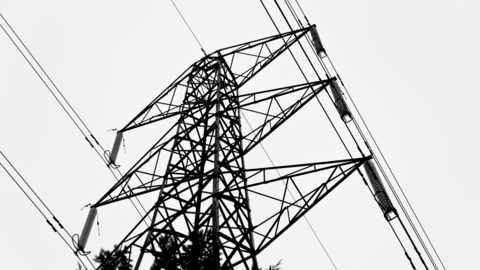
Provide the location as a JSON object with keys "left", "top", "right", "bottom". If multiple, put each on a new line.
{"left": 104, "top": 150, "right": 120, "bottom": 169}
{"left": 72, "top": 234, "right": 91, "bottom": 257}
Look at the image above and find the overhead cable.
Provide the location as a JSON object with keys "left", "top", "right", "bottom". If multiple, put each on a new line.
{"left": 268, "top": 1, "right": 365, "bottom": 159}
{"left": 260, "top": 1, "right": 444, "bottom": 269}
{"left": 259, "top": 1, "right": 353, "bottom": 158}
{"left": 240, "top": 111, "right": 339, "bottom": 270}
{"left": 0, "top": 151, "right": 95, "bottom": 270}
{"left": 170, "top": 0, "right": 207, "bottom": 56}
{"left": 0, "top": 13, "right": 150, "bottom": 226}
{"left": 274, "top": 1, "right": 446, "bottom": 269}
{"left": 343, "top": 69, "right": 446, "bottom": 270}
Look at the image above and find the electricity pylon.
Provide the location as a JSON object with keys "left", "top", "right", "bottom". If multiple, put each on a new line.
{"left": 90, "top": 26, "right": 370, "bottom": 270}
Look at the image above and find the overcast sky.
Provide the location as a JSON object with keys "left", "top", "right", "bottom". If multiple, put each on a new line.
{"left": 1, "top": 1, "right": 479, "bottom": 270}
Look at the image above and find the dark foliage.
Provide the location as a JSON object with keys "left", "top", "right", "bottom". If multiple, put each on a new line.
{"left": 90, "top": 233, "right": 280, "bottom": 270}
{"left": 93, "top": 245, "right": 132, "bottom": 270}
{"left": 150, "top": 229, "right": 220, "bottom": 270}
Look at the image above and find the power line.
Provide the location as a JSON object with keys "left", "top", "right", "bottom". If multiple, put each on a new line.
{"left": 259, "top": 1, "right": 352, "bottom": 158}
{"left": 241, "top": 108, "right": 339, "bottom": 270}
{"left": 269, "top": 1, "right": 446, "bottom": 268}
{"left": 325, "top": 55, "right": 446, "bottom": 270}
{"left": 0, "top": 151, "right": 95, "bottom": 270}
{"left": 170, "top": 0, "right": 207, "bottom": 56}
{"left": 260, "top": 1, "right": 446, "bottom": 269}
{"left": 263, "top": 0, "right": 365, "bottom": 165}
{"left": 273, "top": 0, "right": 368, "bottom": 161}
{"left": 258, "top": 2, "right": 354, "bottom": 270}
{"left": 0, "top": 13, "right": 150, "bottom": 226}
{"left": 293, "top": 0, "right": 309, "bottom": 24}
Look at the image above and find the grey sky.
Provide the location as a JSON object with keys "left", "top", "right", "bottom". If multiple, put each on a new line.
{"left": 0, "top": 1, "right": 479, "bottom": 269}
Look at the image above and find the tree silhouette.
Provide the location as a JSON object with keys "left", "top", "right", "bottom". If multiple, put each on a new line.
{"left": 93, "top": 245, "right": 132, "bottom": 270}
{"left": 90, "top": 234, "right": 280, "bottom": 270}
{"left": 150, "top": 229, "right": 220, "bottom": 270}
{"left": 149, "top": 229, "right": 281, "bottom": 270}
{"left": 263, "top": 260, "right": 282, "bottom": 270}
{"left": 150, "top": 234, "right": 182, "bottom": 270}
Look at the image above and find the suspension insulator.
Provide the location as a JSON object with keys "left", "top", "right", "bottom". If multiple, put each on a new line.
{"left": 109, "top": 132, "right": 123, "bottom": 165}
{"left": 310, "top": 25, "right": 326, "bottom": 56}
{"left": 78, "top": 207, "right": 97, "bottom": 250}
{"left": 330, "top": 79, "right": 353, "bottom": 123}
{"left": 363, "top": 160, "right": 397, "bottom": 220}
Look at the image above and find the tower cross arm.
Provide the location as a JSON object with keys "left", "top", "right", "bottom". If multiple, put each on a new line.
{"left": 116, "top": 26, "right": 315, "bottom": 134}
{"left": 221, "top": 156, "right": 369, "bottom": 192}
{"left": 119, "top": 62, "right": 199, "bottom": 133}
{"left": 220, "top": 156, "right": 371, "bottom": 257}
{"left": 239, "top": 79, "right": 333, "bottom": 154}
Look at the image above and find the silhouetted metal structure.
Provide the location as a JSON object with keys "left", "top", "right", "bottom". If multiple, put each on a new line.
{"left": 90, "top": 26, "right": 371, "bottom": 270}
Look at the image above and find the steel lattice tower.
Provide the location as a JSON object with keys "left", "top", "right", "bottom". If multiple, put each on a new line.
{"left": 91, "top": 26, "right": 370, "bottom": 270}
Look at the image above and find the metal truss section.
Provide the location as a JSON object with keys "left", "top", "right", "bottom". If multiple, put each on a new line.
{"left": 97, "top": 157, "right": 369, "bottom": 269}
{"left": 234, "top": 158, "right": 368, "bottom": 254}
{"left": 93, "top": 26, "right": 364, "bottom": 270}
{"left": 95, "top": 79, "right": 332, "bottom": 207}
{"left": 120, "top": 27, "right": 311, "bottom": 133}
